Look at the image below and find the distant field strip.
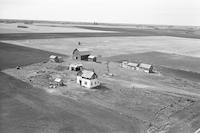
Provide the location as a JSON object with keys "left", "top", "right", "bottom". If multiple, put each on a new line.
{"left": 0, "top": 23, "right": 115, "bottom": 33}
{"left": 0, "top": 24, "right": 199, "bottom": 40}
{"left": 0, "top": 32, "right": 162, "bottom": 40}
{"left": 76, "top": 26, "right": 200, "bottom": 39}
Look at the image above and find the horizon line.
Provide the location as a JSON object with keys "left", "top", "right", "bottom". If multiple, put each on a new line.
{"left": 0, "top": 18, "right": 199, "bottom": 28}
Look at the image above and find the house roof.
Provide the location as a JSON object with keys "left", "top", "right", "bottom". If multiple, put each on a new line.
{"left": 127, "top": 62, "right": 138, "bottom": 67}
{"left": 77, "top": 48, "right": 89, "bottom": 51}
{"left": 139, "top": 63, "right": 152, "bottom": 69}
{"left": 74, "top": 48, "right": 91, "bottom": 56}
{"left": 79, "top": 51, "right": 91, "bottom": 56}
{"left": 50, "top": 55, "right": 57, "bottom": 59}
{"left": 80, "top": 70, "right": 95, "bottom": 79}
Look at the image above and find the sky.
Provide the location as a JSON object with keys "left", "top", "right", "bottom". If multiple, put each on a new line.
{"left": 0, "top": 0, "right": 200, "bottom": 26}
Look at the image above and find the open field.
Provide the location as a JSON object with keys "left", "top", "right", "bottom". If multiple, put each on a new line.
{"left": 0, "top": 42, "right": 65, "bottom": 70}
{"left": 2, "top": 36, "right": 200, "bottom": 58}
{"left": 1, "top": 21, "right": 200, "bottom": 133}
{"left": 1, "top": 21, "right": 200, "bottom": 40}
{"left": 76, "top": 26, "right": 200, "bottom": 39}
{"left": 0, "top": 23, "right": 113, "bottom": 33}
{"left": 1, "top": 19, "right": 200, "bottom": 38}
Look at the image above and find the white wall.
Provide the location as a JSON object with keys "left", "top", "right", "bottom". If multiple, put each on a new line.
{"left": 77, "top": 76, "right": 100, "bottom": 88}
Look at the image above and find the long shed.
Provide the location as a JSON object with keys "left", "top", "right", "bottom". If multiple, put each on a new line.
{"left": 139, "top": 63, "right": 153, "bottom": 73}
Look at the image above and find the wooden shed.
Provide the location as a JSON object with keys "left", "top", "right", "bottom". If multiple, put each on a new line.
{"left": 69, "top": 63, "right": 83, "bottom": 71}
{"left": 138, "top": 63, "right": 153, "bottom": 73}
{"left": 54, "top": 78, "right": 64, "bottom": 86}
{"left": 121, "top": 61, "right": 139, "bottom": 70}
{"left": 127, "top": 62, "right": 139, "bottom": 70}
{"left": 88, "top": 55, "right": 97, "bottom": 62}
{"left": 72, "top": 48, "right": 91, "bottom": 61}
{"left": 49, "top": 55, "right": 59, "bottom": 62}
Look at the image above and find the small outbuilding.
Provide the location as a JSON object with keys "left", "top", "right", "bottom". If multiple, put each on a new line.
{"left": 72, "top": 48, "right": 91, "bottom": 61}
{"left": 127, "top": 62, "right": 139, "bottom": 70}
{"left": 121, "top": 61, "right": 139, "bottom": 70}
{"left": 138, "top": 63, "right": 153, "bottom": 73}
{"left": 69, "top": 63, "right": 83, "bottom": 71}
{"left": 121, "top": 61, "right": 129, "bottom": 68}
{"left": 88, "top": 55, "right": 97, "bottom": 62}
{"left": 54, "top": 78, "right": 64, "bottom": 86}
{"left": 49, "top": 55, "right": 59, "bottom": 62}
{"left": 77, "top": 70, "right": 100, "bottom": 88}
{"left": 16, "top": 66, "right": 21, "bottom": 70}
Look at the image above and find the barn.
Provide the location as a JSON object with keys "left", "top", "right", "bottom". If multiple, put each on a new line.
{"left": 72, "top": 48, "right": 91, "bottom": 61}
{"left": 138, "top": 63, "right": 153, "bottom": 73}
{"left": 77, "top": 70, "right": 100, "bottom": 88}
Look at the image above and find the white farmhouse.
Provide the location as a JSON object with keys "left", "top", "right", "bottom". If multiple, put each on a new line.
{"left": 77, "top": 70, "right": 100, "bottom": 88}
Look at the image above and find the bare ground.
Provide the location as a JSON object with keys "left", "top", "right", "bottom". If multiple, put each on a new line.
{"left": 0, "top": 72, "right": 140, "bottom": 133}
{"left": 3, "top": 58, "right": 200, "bottom": 133}
{"left": 0, "top": 42, "right": 141, "bottom": 133}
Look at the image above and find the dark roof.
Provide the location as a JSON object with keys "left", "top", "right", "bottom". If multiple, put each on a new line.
{"left": 78, "top": 70, "right": 96, "bottom": 79}
{"left": 79, "top": 51, "right": 91, "bottom": 56}
{"left": 73, "top": 48, "right": 91, "bottom": 56}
